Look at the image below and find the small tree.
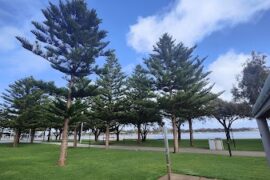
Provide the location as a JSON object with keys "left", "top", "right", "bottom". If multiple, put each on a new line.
{"left": 232, "top": 52, "right": 269, "bottom": 105}
{"left": 84, "top": 113, "right": 105, "bottom": 142}
{"left": 212, "top": 99, "right": 251, "bottom": 156}
{"left": 1, "top": 76, "right": 55, "bottom": 147}
{"left": 47, "top": 96, "right": 88, "bottom": 147}
{"left": 16, "top": 0, "right": 108, "bottom": 166}
{"left": 127, "top": 65, "right": 161, "bottom": 143}
{"left": 181, "top": 92, "right": 219, "bottom": 146}
{"left": 71, "top": 78, "right": 98, "bottom": 146}
{"left": 94, "top": 53, "right": 126, "bottom": 149}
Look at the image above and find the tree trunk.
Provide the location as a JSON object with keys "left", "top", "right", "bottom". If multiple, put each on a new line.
{"left": 137, "top": 124, "right": 141, "bottom": 143}
{"left": 73, "top": 127, "right": 78, "bottom": 147}
{"left": 13, "top": 129, "right": 20, "bottom": 147}
{"left": 55, "top": 133, "right": 59, "bottom": 141}
{"left": 116, "top": 131, "right": 120, "bottom": 142}
{"left": 58, "top": 118, "right": 69, "bottom": 166}
{"left": 225, "top": 128, "right": 232, "bottom": 157}
{"left": 78, "top": 125, "right": 82, "bottom": 143}
{"left": 47, "top": 128, "right": 51, "bottom": 142}
{"left": 17, "top": 130, "right": 21, "bottom": 144}
{"left": 42, "top": 130, "right": 46, "bottom": 141}
{"left": 58, "top": 77, "right": 73, "bottom": 167}
{"left": 30, "top": 128, "right": 35, "bottom": 144}
{"left": 172, "top": 115, "right": 179, "bottom": 153}
{"left": 59, "top": 129, "right": 62, "bottom": 140}
{"left": 94, "top": 131, "right": 99, "bottom": 142}
{"left": 188, "top": 118, "right": 194, "bottom": 147}
{"left": 115, "top": 126, "right": 120, "bottom": 142}
{"left": 142, "top": 131, "right": 147, "bottom": 142}
{"left": 105, "top": 124, "right": 109, "bottom": 149}
{"left": 177, "top": 122, "right": 181, "bottom": 141}
{"left": 54, "top": 129, "right": 59, "bottom": 140}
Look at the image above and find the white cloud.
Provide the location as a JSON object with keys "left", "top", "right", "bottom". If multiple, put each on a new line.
{"left": 127, "top": 0, "right": 270, "bottom": 53}
{"left": 0, "top": 0, "right": 46, "bottom": 52}
{"left": 208, "top": 50, "right": 249, "bottom": 101}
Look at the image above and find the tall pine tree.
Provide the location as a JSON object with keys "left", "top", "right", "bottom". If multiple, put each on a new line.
{"left": 145, "top": 34, "right": 215, "bottom": 152}
{"left": 16, "top": 0, "right": 109, "bottom": 166}
{"left": 93, "top": 52, "right": 126, "bottom": 149}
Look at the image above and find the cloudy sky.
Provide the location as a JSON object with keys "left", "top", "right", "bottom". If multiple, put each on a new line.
{"left": 1, "top": 0, "right": 270, "bottom": 129}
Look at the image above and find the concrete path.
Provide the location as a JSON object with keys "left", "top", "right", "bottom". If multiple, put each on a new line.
{"left": 44, "top": 142, "right": 266, "bottom": 157}
{"left": 159, "top": 173, "right": 216, "bottom": 180}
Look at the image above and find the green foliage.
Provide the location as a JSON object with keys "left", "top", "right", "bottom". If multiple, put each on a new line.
{"left": 212, "top": 99, "right": 251, "bottom": 123}
{"left": 212, "top": 98, "right": 252, "bottom": 156}
{"left": 47, "top": 98, "right": 87, "bottom": 127}
{"left": 71, "top": 77, "right": 98, "bottom": 99}
{"left": 144, "top": 33, "right": 216, "bottom": 119}
{"left": 16, "top": 0, "right": 109, "bottom": 77}
{"left": 232, "top": 51, "right": 270, "bottom": 105}
{"left": 127, "top": 65, "right": 161, "bottom": 133}
{"left": 16, "top": 1, "right": 110, "bottom": 161}
{"left": 0, "top": 76, "right": 57, "bottom": 130}
{"left": 92, "top": 52, "right": 126, "bottom": 125}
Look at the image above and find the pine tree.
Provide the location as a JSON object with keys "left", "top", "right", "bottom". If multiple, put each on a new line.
{"left": 16, "top": 0, "right": 109, "bottom": 166}
{"left": 1, "top": 76, "right": 56, "bottom": 147}
{"left": 176, "top": 57, "right": 220, "bottom": 146}
{"left": 93, "top": 52, "right": 126, "bottom": 149}
{"left": 71, "top": 78, "right": 98, "bottom": 147}
{"left": 127, "top": 65, "right": 161, "bottom": 143}
{"left": 179, "top": 91, "right": 219, "bottom": 146}
{"left": 145, "top": 33, "right": 215, "bottom": 152}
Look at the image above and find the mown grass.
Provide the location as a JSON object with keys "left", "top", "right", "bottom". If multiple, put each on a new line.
{"left": 82, "top": 139, "right": 264, "bottom": 151}
{"left": 0, "top": 143, "right": 268, "bottom": 180}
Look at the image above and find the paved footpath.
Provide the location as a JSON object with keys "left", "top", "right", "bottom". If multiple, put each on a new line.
{"left": 159, "top": 173, "right": 216, "bottom": 180}
{"left": 44, "top": 142, "right": 265, "bottom": 157}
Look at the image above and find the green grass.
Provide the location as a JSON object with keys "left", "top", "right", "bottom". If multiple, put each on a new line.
{"left": 0, "top": 143, "right": 268, "bottom": 180}
{"left": 82, "top": 139, "right": 264, "bottom": 151}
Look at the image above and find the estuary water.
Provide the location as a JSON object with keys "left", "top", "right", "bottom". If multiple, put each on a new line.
{"left": 81, "top": 129, "right": 261, "bottom": 141}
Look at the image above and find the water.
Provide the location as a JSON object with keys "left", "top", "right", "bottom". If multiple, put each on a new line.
{"left": 0, "top": 130, "right": 261, "bottom": 142}
{"left": 80, "top": 129, "right": 261, "bottom": 141}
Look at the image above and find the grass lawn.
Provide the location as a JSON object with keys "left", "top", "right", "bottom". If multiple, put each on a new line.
{"left": 0, "top": 143, "right": 269, "bottom": 180}
{"left": 82, "top": 139, "right": 264, "bottom": 151}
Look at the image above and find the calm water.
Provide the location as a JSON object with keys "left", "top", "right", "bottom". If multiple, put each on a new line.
{"left": 81, "top": 129, "right": 261, "bottom": 141}
{"left": 0, "top": 129, "right": 261, "bottom": 142}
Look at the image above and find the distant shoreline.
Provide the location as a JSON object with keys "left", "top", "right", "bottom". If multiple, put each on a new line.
{"left": 123, "top": 127, "right": 259, "bottom": 134}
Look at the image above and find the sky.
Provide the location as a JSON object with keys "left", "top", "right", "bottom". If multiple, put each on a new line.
{"left": 1, "top": 0, "right": 270, "bottom": 129}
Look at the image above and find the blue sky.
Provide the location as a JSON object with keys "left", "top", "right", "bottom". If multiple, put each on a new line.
{"left": 1, "top": 0, "right": 270, "bottom": 128}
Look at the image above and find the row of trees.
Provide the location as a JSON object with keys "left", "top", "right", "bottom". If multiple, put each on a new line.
{"left": 0, "top": 0, "right": 268, "bottom": 166}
